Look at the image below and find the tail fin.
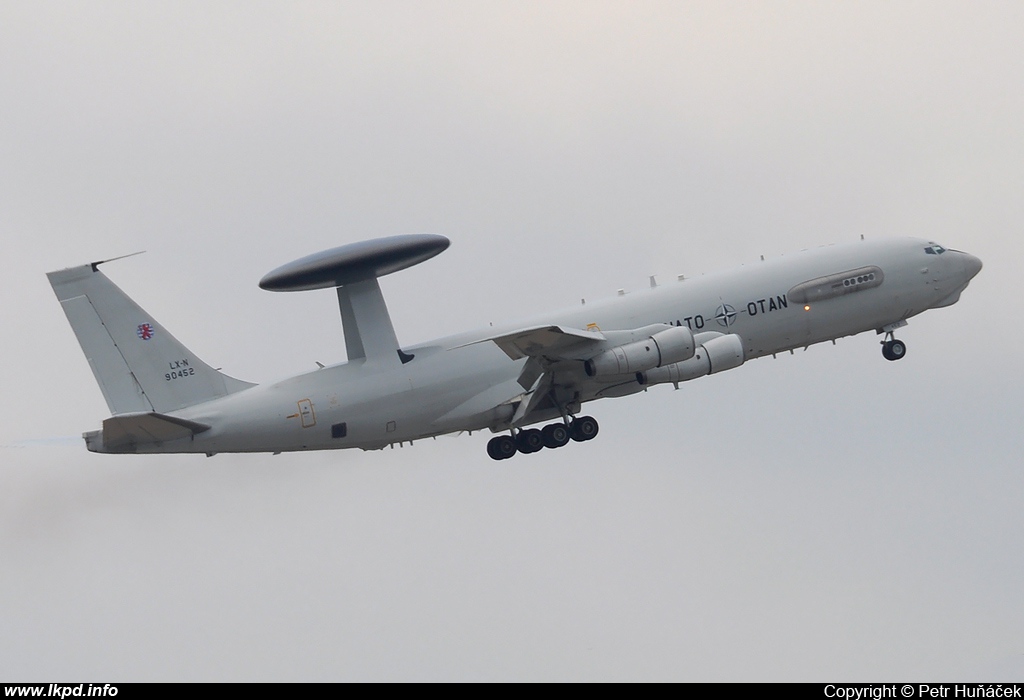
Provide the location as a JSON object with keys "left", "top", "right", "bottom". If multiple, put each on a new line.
{"left": 47, "top": 261, "right": 255, "bottom": 415}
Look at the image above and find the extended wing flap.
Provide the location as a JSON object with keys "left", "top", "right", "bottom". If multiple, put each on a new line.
{"left": 458, "top": 325, "right": 606, "bottom": 361}
{"left": 100, "top": 412, "right": 211, "bottom": 452}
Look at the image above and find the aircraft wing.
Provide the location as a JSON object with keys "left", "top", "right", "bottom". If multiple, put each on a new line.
{"left": 456, "top": 324, "right": 606, "bottom": 361}
{"left": 459, "top": 322, "right": 693, "bottom": 428}
{"left": 454, "top": 324, "right": 633, "bottom": 428}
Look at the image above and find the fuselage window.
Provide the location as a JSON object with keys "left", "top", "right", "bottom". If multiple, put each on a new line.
{"left": 332, "top": 422, "right": 347, "bottom": 439}
{"left": 925, "top": 244, "right": 947, "bottom": 255}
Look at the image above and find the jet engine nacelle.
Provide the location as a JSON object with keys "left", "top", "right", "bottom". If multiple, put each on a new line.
{"left": 584, "top": 326, "right": 695, "bottom": 377}
{"left": 637, "top": 333, "right": 745, "bottom": 386}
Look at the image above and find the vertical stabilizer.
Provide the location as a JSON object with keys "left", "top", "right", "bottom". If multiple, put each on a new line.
{"left": 47, "top": 262, "right": 254, "bottom": 415}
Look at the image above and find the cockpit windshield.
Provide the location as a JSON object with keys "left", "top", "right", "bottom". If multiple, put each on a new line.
{"left": 924, "top": 243, "right": 947, "bottom": 255}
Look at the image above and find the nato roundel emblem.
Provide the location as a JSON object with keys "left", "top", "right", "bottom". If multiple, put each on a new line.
{"left": 715, "top": 304, "right": 737, "bottom": 327}
{"left": 137, "top": 323, "right": 155, "bottom": 340}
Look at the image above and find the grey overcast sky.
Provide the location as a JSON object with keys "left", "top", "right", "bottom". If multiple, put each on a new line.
{"left": 1, "top": 1, "right": 1022, "bottom": 681}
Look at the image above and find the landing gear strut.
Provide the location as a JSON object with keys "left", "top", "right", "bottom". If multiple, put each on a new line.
{"left": 881, "top": 332, "right": 907, "bottom": 362}
{"left": 485, "top": 416, "right": 600, "bottom": 460}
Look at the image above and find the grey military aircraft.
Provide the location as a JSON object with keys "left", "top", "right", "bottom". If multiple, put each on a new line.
{"left": 47, "top": 235, "right": 982, "bottom": 460}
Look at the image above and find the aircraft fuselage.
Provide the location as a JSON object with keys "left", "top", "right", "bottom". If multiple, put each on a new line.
{"left": 105, "top": 236, "right": 979, "bottom": 455}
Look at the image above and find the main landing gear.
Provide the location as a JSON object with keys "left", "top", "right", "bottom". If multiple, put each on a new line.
{"left": 486, "top": 416, "right": 599, "bottom": 461}
{"left": 881, "top": 332, "right": 907, "bottom": 362}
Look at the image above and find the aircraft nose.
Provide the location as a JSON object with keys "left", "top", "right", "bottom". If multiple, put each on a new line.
{"left": 961, "top": 252, "right": 983, "bottom": 280}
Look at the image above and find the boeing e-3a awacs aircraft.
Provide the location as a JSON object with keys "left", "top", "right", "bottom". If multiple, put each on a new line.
{"left": 47, "top": 235, "right": 981, "bottom": 460}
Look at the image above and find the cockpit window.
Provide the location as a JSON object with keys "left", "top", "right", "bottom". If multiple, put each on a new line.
{"left": 925, "top": 244, "right": 947, "bottom": 255}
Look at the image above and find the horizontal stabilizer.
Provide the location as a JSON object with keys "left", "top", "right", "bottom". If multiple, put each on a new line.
{"left": 95, "top": 412, "right": 211, "bottom": 452}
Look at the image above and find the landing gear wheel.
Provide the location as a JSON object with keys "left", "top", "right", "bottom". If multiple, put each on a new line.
{"left": 882, "top": 339, "right": 906, "bottom": 361}
{"left": 542, "top": 423, "right": 571, "bottom": 449}
{"left": 516, "top": 428, "right": 544, "bottom": 454}
{"left": 570, "top": 416, "right": 599, "bottom": 442}
{"left": 487, "top": 435, "right": 518, "bottom": 461}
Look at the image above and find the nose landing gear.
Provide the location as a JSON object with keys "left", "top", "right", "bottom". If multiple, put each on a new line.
{"left": 881, "top": 332, "right": 907, "bottom": 361}
{"left": 486, "top": 415, "right": 599, "bottom": 460}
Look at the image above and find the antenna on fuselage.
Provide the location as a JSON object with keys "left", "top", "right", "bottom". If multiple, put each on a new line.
{"left": 259, "top": 234, "right": 450, "bottom": 366}
{"left": 89, "top": 250, "right": 146, "bottom": 271}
